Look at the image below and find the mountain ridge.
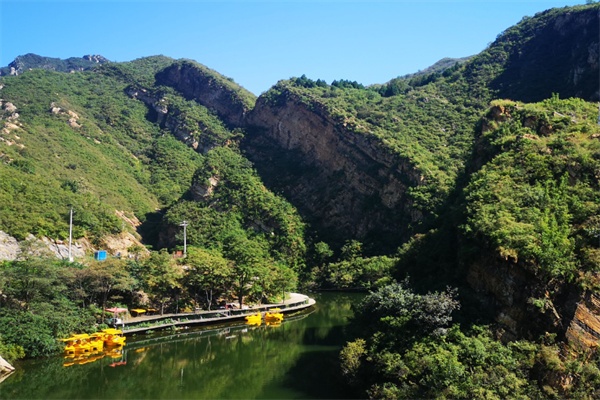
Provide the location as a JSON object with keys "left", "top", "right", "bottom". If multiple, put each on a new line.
{"left": 0, "top": 1, "right": 598, "bottom": 353}
{"left": 0, "top": 53, "right": 109, "bottom": 76}
{"left": 1, "top": 3, "right": 600, "bottom": 395}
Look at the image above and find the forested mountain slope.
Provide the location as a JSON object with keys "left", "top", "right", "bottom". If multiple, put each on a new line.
{"left": 244, "top": 3, "right": 599, "bottom": 254}
{"left": 0, "top": 2, "right": 599, "bottom": 396}
{"left": 242, "top": 5, "right": 600, "bottom": 386}
{"left": 0, "top": 55, "right": 305, "bottom": 274}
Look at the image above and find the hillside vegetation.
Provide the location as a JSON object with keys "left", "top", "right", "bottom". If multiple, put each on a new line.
{"left": 0, "top": 55, "right": 306, "bottom": 359}
{"left": 0, "top": 3, "right": 599, "bottom": 398}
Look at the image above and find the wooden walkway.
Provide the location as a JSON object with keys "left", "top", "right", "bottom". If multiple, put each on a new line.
{"left": 121, "top": 293, "right": 315, "bottom": 335}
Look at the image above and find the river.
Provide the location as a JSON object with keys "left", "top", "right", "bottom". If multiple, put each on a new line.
{"left": 0, "top": 292, "right": 364, "bottom": 399}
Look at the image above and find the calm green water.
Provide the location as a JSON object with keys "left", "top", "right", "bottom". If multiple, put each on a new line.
{"left": 0, "top": 292, "right": 363, "bottom": 399}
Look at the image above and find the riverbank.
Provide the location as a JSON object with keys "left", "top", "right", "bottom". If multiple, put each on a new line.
{"left": 121, "top": 293, "right": 315, "bottom": 335}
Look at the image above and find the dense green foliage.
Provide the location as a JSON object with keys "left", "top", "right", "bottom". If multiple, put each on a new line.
{"left": 0, "top": 55, "right": 307, "bottom": 362}
{"left": 464, "top": 98, "right": 600, "bottom": 286}
{"left": 0, "top": 256, "right": 99, "bottom": 358}
{"left": 0, "top": 67, "right": 161, "bottom": 240}
{"left": 1, "top": 4, "right": 599, "bottom": 397}
{"left": 160, "top": 146, "right": 305, "bottom": 303}
{"left": 342, "top": 282, "right": 600, "bottom": 399}
{"left": 0, "top": 55, "right": 303, "bottom": 274}
{"left": 0, "top": 243, "right": 297, "bottom": 359}
{"left": 261, "top": 4, "right": 598, "bottom": 230}
{"left": 309, "top": 240, "right": 396, "bottom": 289}
{"left": 335, "top": 96, "right": 600, "bottom": 398}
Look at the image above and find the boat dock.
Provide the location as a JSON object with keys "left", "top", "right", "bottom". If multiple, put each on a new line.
{"left": 121, "top": 293, "right": 315, "bottom": 335}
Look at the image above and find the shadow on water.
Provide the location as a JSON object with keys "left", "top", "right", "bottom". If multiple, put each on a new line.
{"left": 278, "top": 343, "right": 359, "bottom": 399}
{"left": 262, "top": 292, "right": 365, "bottom": 399}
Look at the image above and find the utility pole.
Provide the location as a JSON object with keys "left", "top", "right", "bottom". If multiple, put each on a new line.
{"left": 180, "top": 220, "right": 188, "bottom": 257}
{"left": 68, "top": 207, "right": 73, "bottom": 262}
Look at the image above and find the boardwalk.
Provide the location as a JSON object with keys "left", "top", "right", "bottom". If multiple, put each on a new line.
{"left": 120, "top": 293, "right": 315, "bottom": 335}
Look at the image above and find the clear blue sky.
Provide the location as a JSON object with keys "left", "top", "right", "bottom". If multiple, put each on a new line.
{"left": 0, "top": 0, "right": 587, "bottom": 95}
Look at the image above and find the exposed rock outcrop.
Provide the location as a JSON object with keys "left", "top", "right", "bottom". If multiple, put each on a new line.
{"left": 0, "top": 54, "right": 109, "bottom": 76}
{"left": 190, "top": 176, "right": 219, "bottom": 200}
{"left": 155, "top": 61, "right": 253, "bottom": 129}
{"left": 0, "top": 231, "right": 19, "bottom": 260}
{"left": 566, "top": 293, "right": 600, "bottom": 349}
{"left": 49, "top": 102, "right": 81, "bottom": 129}
{"left": 0, "top": 100, "right": 22, "bottom": 144}
{"left": 0, "top": 230, "right": 86, "bottom": 261}
{"left": 467, "top": 249, "right": 600, "bottom": 352}
{"left": 244, "top": 88, "right": 424, "bottom": 251}
{"left": 126, "top": 86, "right": 206, "bottom": 152}
{"left": 466, "top": 252, "right": 581, "bottom": 342}
{"left": 0, "top": 210, "right": 146, "bottom": 261}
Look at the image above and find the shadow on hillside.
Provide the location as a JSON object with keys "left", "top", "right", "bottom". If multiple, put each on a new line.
{"left": 137, "top": 210, "right": 165, "bottom": 250}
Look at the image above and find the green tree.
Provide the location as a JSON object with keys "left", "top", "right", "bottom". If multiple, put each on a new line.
{"left": 183, "top": 246, "right": 233, "bottom": 310}
{"left": 0, "top": 336, "right": 25, "bottom": 363}
{"left": 1, "top": 257, "right": 66, "bottom": 310}
{"left": 340, "top": 240, "right": 363, "bottom": 261}
{"left": 365, "top": 325, "right": 539, "bottom": 399}
{"left": 354, "top": 280, "right": 459, "bottom": 349}
{"left": 87, "top": 258, "right": 136, "bottom": 312}
{"left": 222, "top": 231, "right": 269, "bottom": 308}
{"left": 262, "top": 262, "right": 297, "bottom": 303}
{"left": 144, "top": 250, "right": 183, "bottom": 315}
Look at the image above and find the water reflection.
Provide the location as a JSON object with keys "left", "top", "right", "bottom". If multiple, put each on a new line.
{"left": 0, "top": 292, "right": 363, "bottom": 399}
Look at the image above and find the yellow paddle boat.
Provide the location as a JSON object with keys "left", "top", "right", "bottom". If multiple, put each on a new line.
{"left": 244, "top": 312, "right": 262, "bottom": 325}
{"left": 101, "top": 328, "right": 126, "bottom": 347}
{"left": 60, "top": 336, "right": 78, "bottom": 355}
{"left": 88, "top": 333, "right": 105, "bottom": 351}
{"left": 264, "top": 309, "right": 284, "bottom": 323}
{"left": 60, "top": 334, "right": 95, "bottom": 355}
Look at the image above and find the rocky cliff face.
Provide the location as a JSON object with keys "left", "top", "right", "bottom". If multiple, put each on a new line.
{"left": 491, "top": 6, "right": 599, "bottom": 102}
{"left": 566, "top": 293, "right": 600, "bottom": 350}
{"left": 155, "top": 61, "right": 252, "bottom": 129}
{"left": 467, "top": 250, "right": 600, "bottom": 352}
{"left": 126, "top": 86, "right": 210, "bottom": 153}
{"left": 244, "top": 88, "right": 424, "bottom": 251}
{"left": 466, "top": 252, "right": 581, "bottom": 342}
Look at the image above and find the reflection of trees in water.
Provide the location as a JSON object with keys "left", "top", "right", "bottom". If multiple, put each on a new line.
{"left": 3, "top": 349, "right": 132, "bottom": 399}
{"left": 118, "top": 324, "right": 305, "bottom": 399}
{"left": 1, "top": 293, "right": 364, "bottom": 399}
{"left": 281, "top": 292, "right": 365, "bottom": 399}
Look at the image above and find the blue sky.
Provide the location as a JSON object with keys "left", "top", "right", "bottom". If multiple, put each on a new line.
{"left": 0, "top": 0, "right": 587, "bottom": 95}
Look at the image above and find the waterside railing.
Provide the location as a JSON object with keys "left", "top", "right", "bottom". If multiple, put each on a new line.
{"left": 122, "top": 295, "right": 314, "bottom": 335}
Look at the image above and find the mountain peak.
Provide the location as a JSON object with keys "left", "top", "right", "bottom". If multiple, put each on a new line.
{"left": 0, "top": 53, "right": 110, "bottom": 76}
